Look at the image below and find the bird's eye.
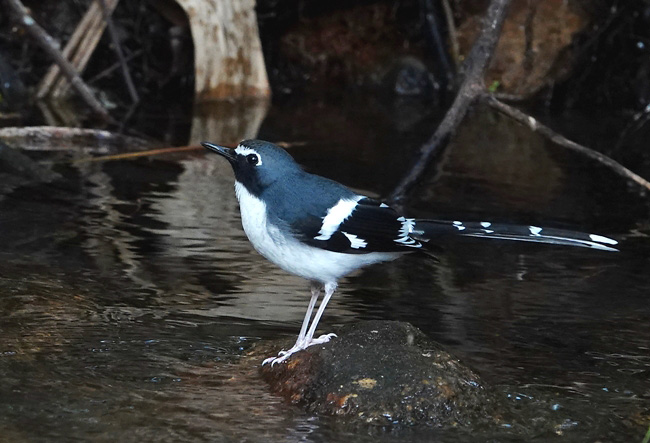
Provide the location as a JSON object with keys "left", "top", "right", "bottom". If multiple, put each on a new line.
{"left": 246, "top": 154, "right": 260, "bottom": 165}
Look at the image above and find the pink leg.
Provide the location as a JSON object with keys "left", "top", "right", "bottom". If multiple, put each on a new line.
{"left": 295, "top": 284, "right": 321, "bottom": 347}
{"left": 304, "top": 281, "right": 337, "bottom": 345}
{"left": 262, "top": 281, "right": 337, "bottom": 366}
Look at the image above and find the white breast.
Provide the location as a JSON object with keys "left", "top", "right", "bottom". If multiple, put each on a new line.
{"left": 234, "top": 182, "right": 400, "bottom": 283}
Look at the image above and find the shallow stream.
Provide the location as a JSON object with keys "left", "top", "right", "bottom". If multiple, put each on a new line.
{"left": 0, "top": 97, "right": 648, "bottom": 441}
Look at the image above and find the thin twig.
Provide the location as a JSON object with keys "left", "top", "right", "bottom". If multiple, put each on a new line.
{"left": 484, "top": 94, "right": 650, "bottom": 192}
{"left": 5, "top": 0, "right": 112, "bottom": 121}
{"left": 614, "top": 101, "right": 650, "bottom": 152}
{"left": 98, "top": 0, "right": 139, "bottom": 103}
{"left": 441, "top": 0, "right": 460, "bottom": 64}
{"left": 423, "top": 0, "right": 454, "bottom": 86}
{"left": 389, "top": 0, "right": 512, "bottom": 205}
{"left": 72, "top": 145, "right": 202, "bottom": 164}
{"left": 87, "top": 49, "right": 143, "bottom": 85}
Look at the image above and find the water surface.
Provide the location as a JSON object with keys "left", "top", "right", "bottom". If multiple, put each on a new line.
{"left": 0, "top": 98, "right": 648, "bottom": 441}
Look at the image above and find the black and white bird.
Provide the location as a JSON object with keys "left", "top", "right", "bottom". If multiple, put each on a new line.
{"left": 202, "top": 139, "right": 618, "bottom": 365}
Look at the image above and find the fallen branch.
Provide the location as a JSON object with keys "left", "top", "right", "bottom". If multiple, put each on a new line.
{"left": 389, "top": 0, "right": 512, "bottom": 205}
{"left": 5, "top": 0, "right": 112, "bottom": 121}
{"left": 484, "top": 94, "right": 650, "bottom": 192}
{"left": 37, "top": 0, "right": 120, "bottom": 99}
{"left": 0, "top": 126, "right": 150, "bottom": 152}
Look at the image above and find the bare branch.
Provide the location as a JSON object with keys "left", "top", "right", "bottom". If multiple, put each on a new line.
{"left": 98, "top": 0, "right": 139, "bottom": 104}
{"left": 484, "top": 94, "right": 650, "bottom": 192}
{"left": 389, "top": 0, "right": 512, "bottom": 205}
{"left": 4, "top": 0, "right": 112, "bottom": 121}
{"left": 441, "top": 0, "right": 460, "bottom": 64}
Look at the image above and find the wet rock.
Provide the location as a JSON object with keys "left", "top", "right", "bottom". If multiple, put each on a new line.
{"left": 456, "top": 0, "right": 589, "bottom": 97}
{"left": 256, "top": 321, "right": 505, "bottom": 427}
{"left": 271, "top": 3, "right": 432, "bottom": 93}
{"left": 380, "top": 56, "right": 439, "bottom": 98}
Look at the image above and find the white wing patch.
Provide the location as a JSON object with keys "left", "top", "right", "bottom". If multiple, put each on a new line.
{"left": 234, "top": 182, "right": 400, "bottom": 282}
{"left": 529, "top": 226, "right": 543, "bottom": 236}
{"left": 342, "top": 231, "right": 367, "bottom": 249}
{"left": 314, "top": 196, "right": 363, "bottom": 241}
{"left": 395, "top": 216, "right": 420, "bottom": 247}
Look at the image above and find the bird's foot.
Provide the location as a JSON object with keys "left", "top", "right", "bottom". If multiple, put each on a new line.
{"left": 262, "top": 343, "right": 306, "bottom": 366}
{"left": 262, "top": 333, "right": 338, "bottom": 366}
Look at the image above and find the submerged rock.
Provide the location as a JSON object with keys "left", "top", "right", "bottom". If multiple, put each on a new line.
{"left": 256, "top": 320, "right": 505, "bottom": 427}
{"left": 0, "top": 141, "right": 62, "bottom": 195}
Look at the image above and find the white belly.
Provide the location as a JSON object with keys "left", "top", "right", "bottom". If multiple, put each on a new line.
{"left": 234, "top": 182, "right": 399, "bottom": 283}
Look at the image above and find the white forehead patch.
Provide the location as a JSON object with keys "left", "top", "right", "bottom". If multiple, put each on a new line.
{"left": 235, "top": 145, "right": 263, "bottom": 165}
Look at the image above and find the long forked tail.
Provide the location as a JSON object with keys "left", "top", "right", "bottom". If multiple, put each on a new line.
{"left": 412, "top": 220, "right": 619, "bottom": 252}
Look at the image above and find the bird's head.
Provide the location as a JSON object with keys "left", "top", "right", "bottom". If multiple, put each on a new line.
{"left": 202, "top": 139, "right": 301, "bottom": 195}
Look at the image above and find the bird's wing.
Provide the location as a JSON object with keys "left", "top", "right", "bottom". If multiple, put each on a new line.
{"left": 291, "top": 197, "right": 422, "bottom": 254}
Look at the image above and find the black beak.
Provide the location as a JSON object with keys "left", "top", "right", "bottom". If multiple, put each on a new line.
{"left": 201, "top": 142, "right": 236, "bottom": 162}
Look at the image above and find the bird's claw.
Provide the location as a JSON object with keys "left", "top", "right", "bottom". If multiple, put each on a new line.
{"left": 309, "top": 332, "right": 337, "bottom": 345}
{"left": 262, "top": 352, "right": 292, "bottom": 366}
